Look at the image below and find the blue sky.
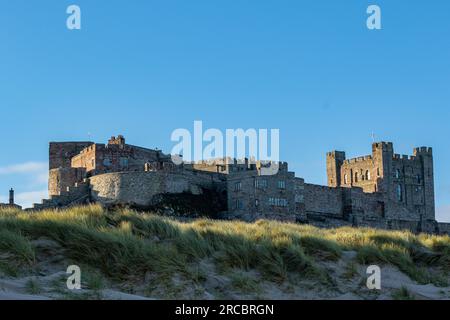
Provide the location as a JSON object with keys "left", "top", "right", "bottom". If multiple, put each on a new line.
{"left": 1, "top": 1, "right": 450, "bottom": 221}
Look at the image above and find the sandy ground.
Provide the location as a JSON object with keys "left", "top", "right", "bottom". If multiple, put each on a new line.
{"left": 1, "top": 238, "right": 449, "bottom": 300}
{"left": 0, "top": 238, "right": 152, "bottom": 300}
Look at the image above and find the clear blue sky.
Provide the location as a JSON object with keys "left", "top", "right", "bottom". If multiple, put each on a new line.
{"left": 1, "top": 1, "right": 449, "bottom": 221}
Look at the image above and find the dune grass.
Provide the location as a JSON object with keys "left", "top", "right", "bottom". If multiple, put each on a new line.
{"left": 0, "top": 228, "right": 35, "bottom": 276}
{"left": 0, "top": 205, "right": 449, "bottom": 291}
{"left": 392, "top": 286, "right": 415, "bottom": 300}
{"left": 25, "top": 277, "right": 42, "bottom": 295}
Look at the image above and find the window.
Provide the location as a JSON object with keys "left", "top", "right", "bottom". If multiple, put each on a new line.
{"left": 344, "top": 174, "right": 349, "bottom": 184}
{"left": 235, "top": 199, "right": 243, "bottom": 210}
{"left": 366, "top": 170, "right": 371, "bottom": 181}
{"left": 377, "top": 168, "right": 380, "bottom": 177}
{"left": 255, "top": 199, "right": 259, "bottom": 207}
{"left": 234, "top": 182, "right": 242, "bottom": 192}
{"left": 397, "top": 184, "right": 403, "bottom": 201}
{"left": 255, "top": 179, "right": 268, "bottom": 189}
{"left": 119, "top": 157, "right": 129, "bottom": 168}
{"left": 354, "top": 172, "right": 359, "bottom": 183}
{"left": 278, "top": 180, "right": 286, "bottom": 189}
{"left": 395, "top": 169, "right": 401, "bottom": 179}
{"left": 417, "top": 174, "right": 422, "bottom": 184}
{"left": 295, "top": 194, "right": 304, "bottom": 203}
{"left": 269, "top": 197, "right": 288, "bottom": 207}
{"left": 103, "top": 158, "right": 111, "bottom": 167}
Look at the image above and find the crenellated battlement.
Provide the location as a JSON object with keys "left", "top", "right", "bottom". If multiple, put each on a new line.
{"left": 343, "top": 155, "right": 373, "bottom": 164}
{"left": 414, "top": 146, "right": 433, "bottom": 155}
{"left": 393, "top": 154, "right": 419, "bottom": 161}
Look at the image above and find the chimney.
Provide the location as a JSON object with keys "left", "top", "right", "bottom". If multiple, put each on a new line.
{"left": 9, "top": 188, "right": 14, "bottom": 205}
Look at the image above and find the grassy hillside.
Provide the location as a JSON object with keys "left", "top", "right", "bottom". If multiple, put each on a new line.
{"left": 0, "top": 205, "right": 449, "bottom": 300}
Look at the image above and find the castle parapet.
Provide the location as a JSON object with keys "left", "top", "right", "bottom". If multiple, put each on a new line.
{"left": 343, "top": 155, "right": 373, "bottom": 165}
{"left": 414, "top": 147, "right": 433, "bottom": 155}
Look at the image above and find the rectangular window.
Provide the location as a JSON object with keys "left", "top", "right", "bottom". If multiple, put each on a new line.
{"left": 255, "top": 179, "right": 268, "bottom": 189}
{"left": 235, "top": 199, "right": 243, "bottom": 210}
{"left": 278, "top": 180, "right": 286, "bottom": 189}
{"left": 295, "top": 194, "right": 304, "bottom": 203}
{"left": 103, "top": 158, "right": 111, "bottom": 167}
{"left": 234, "top": 182, "right": 242, "bottom": 192}
{"left": 397, "top": 184, "right": 403, "bottom": 202}
{"left": 119, "top": 157, "right": 129, "bottom": 168}
{"left": 269, "top": 197, "right": 288, "bottom": 207}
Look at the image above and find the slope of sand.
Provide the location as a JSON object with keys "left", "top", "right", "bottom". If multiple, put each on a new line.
{"left": 1, "top": 240, "right": 449, "bottom": 300}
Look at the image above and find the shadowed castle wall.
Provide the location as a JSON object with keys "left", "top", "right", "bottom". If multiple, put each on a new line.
{"left": 89, "top": 170, "right": 226, "bottom": 207}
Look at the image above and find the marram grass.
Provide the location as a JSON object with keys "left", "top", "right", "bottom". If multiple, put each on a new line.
{"left": 0, "top": 205, "right": 449, "bottom": 287}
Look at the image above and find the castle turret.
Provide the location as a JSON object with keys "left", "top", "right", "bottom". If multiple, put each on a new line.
{"left": 372, "top": 142, "right": 394, "bottom": 194}
{"left": 108, "top": 135, "right": 126, "bottom": 146}
{"left": 327, "top": 151, "right": 346, "bottom": 187}
{"left": 414, "top": 146, "right": 435, "bottom": 221}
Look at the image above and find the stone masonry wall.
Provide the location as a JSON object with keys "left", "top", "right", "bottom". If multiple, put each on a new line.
{"left": 48, "top": 167, "right": 86, "bottom": 197}
{"left": 304, "top": 183, "right": 343, "bottom": 217}
{"left": 49, "top": 142, "right": 93, "bottom": 170}
{"left": 89, "top": 171, "right": 221, "bottom": 207}
{"left": 226, "top": 170, "right": 297, "bottom": 222}
{"left": 438, "top": 222, "right": 450, "bottom": 235}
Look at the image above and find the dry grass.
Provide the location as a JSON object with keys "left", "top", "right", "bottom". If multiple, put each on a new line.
{"left": 0, "top": 205, "right": 449, "bottom": 290}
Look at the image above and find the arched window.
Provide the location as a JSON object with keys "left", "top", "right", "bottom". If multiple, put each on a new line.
{"left": 395, "top": 169, "right": 401, "bottom": 179}
{"left": 355, "top": 172, "right": 359, "bottom": 183}
{"left": 397, "top": 184, "right": 403, "bottom": 201}
{"left": 366, "top": 170, "right": 371, "bottom": 180}
{"left": 344, "top": 174, "right": 348, "bottom": 184}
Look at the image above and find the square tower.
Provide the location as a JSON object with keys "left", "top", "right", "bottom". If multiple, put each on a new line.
{"left": 326, "top": 151, "right": 346, "bottom": 187}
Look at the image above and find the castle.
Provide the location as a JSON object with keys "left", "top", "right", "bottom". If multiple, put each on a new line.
{"left": 29, "top": 135, "right": 450, "bottom": 235}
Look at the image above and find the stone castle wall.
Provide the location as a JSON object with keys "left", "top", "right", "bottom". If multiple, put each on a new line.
{"left": 49, "top": 142, "right": 93, "bottom": 170}
{"left": 89, "top": 170, "right": 226, "bottom": 208}
{"left": 49, "top": 167, "right": 86, "bottom": 197}
{"left": 303, "top": 184, "right": 343, "bottom": 217}
{"left": 225, "top": 169, "right": 298, "bottom": 222}
{"left": 438, "top": 222, "right": 450, "bottom": 235}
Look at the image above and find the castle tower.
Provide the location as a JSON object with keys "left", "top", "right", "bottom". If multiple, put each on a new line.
{"left": 49, "top": 142, "right": 93, "bottom": 170}
{"left": 108, "top": 135, "right": 126, "bottom": 146}
{"left": 371, "top": 142, "right": 394, "bottom": 194}
{"left": 414, "top": 147, "right": 435, "bottom": 221}
{"left": 327, "top": 151, "right": 346, "bottom": 187}
{"left": 9, "top": 188, "right": 14, "bottom": 205}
